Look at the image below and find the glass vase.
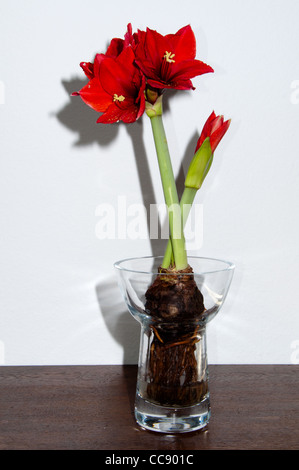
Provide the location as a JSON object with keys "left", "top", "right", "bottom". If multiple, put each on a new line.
{"left": 114, "top": 256, "right": 235, "bottom": 433}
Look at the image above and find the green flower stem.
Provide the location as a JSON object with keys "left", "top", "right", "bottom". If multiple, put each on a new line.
{"left": 149, "top": 114, "right": 188, "bottom": 270}
{"left": 162, "top": 138, "right": 213, "bottom": 268}
{"left": 162, "top": 187, "right": 197, "bottom": 268}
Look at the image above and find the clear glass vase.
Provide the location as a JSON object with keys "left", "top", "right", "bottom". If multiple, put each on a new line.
{"left": 114, "top": 256, "right": 235, "bottom": 433}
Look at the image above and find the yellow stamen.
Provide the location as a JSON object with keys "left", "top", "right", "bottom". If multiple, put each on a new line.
{"left": 163, "top": 51, "right": 175, "bottom": 63}
{"left": 113, "top": 94, "right": 125, "bottom": 102}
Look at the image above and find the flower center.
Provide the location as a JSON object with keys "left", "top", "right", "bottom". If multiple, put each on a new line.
{"left": 163, "top": 51, "right": 175, "bottom": 63}
{"left": 113, "top": 94, "right": 125, "bottom": 102}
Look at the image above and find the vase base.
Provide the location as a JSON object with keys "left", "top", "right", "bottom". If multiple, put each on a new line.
{"left": 135, "top": 393, "right": 210, "bottom": 434}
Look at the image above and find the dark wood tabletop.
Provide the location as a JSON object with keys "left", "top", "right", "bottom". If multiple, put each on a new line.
{"left": 0, "top": 365, "right": 298, "bottom": 450}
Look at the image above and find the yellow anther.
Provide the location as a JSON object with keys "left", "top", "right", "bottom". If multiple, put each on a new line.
{"left": 163, "top": 51, "right": 175, "bottom": 63}
{"left": 113, "top": 94, "right": 125, "bottom": 102}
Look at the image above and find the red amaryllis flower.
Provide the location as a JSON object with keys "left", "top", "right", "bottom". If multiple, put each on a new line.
{"left": 195, "top": 111, "right": 231, "bottom": 153}
{"left": 134, "top": 25, "right": 214, "bottom": 90}
{"left": 73, "top": 46, "right": 146, "bottom": 124}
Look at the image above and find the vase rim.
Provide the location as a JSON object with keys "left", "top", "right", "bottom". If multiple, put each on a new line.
{"left": 114, "top": 255, "right": 235, "bottom": 276}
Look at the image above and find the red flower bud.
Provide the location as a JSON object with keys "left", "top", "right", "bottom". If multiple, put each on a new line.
{"left": 195, "top": 111, "right": 231, "bottom": 153}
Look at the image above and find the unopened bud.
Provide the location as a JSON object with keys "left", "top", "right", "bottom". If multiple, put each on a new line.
{"left": 184, "top": 138, "right": 213, "bottom": 190}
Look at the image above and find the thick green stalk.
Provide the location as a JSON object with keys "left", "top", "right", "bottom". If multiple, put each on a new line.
{"left": 162, "top": 187, "right": 197, "bottom": 268}
{"left": 149, "top": 114, "right": 188, "bottom": 270}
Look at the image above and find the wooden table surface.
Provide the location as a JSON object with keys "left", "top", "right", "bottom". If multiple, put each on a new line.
{"left": 0, "top": 365, "right": 298, "bottom": 450}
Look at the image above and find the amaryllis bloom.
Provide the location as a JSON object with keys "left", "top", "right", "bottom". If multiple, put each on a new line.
{"left": 73, "top": 46, "right": 146, "bottom": 124}
{"left": 195, "top": 111, "right": 231, "bottom": 153}
{"left": 134, "top": 25, "right": 214, "bottom": 90}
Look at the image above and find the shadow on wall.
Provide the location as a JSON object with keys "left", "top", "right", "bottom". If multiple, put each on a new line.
{"left": 95, "top": 276, "right": 140, "bottom": 364}
{"left": 56, "top": 78, "right": 200, "bottom": 364}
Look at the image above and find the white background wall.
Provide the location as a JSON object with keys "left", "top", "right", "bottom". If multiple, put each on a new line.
{"left": 1, "top": 0, "right": 299, "bottom": 365}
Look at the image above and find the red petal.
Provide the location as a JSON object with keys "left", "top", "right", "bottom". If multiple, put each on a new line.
{"left": 106, "top": 38, "right": 124, "bottom": 57}
{"left": 105, "top": 23, "right": 136, "bottom": 58}
{"left": 146, "top": 77, "right": 194, "bottom": 90}
{"left": 144, "top": 28, "right": 167, "bottom": 70}
{"left": 210, "top": 115, "right": 223, "bottom": 134}
{"left": 78, "top": 78, "right": 111, "bottom": 113}
{"left": 171, "top": 59, "right": 214, "bottom": 82}
{"left": 97, "top": 104, "right": 122, "bottom": 124}
{"left": 120, "top": 107, "right": 141, "bottom": 123}
{"left": 210, "top": 119, "right": 231, "bottom": 152}
{"left": 124, "top": 23, "right": 134, "bottom": 47}
{"left": 134, "top": 57, "right": 160, "bottom": 84}
{"left": 94, "top": 54, "right": 106, "bottom": 77}
{"left": 167, "top": 25, "right": 196, "bottom": 61}
{"left": 80, "top": 61, "right": 94, "bottom": 79}
{"left": 195, "top": 112, "right": 217, "bottom": 152}
{"left": 136, "top": 74, "right": 146, "bottom": 119}
{"left": 97, "top": 102, "right": 139, "bottom": 124}
{"left": 100, "top": 47, "right": 137, "bottom": 97}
